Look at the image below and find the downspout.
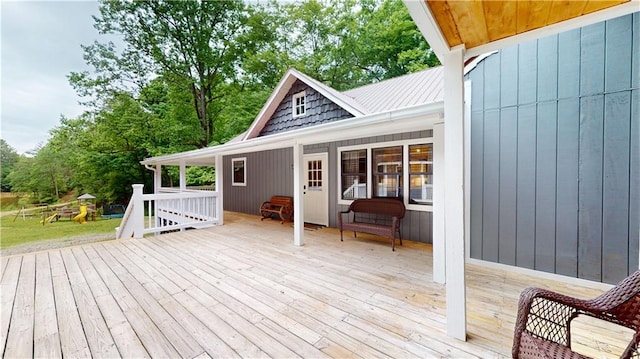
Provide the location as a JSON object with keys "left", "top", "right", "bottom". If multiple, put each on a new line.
{"left": 144, "top": 164, "right": 157, "bottom": 194}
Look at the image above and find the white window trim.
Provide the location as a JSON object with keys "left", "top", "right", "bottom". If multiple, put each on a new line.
{"left": 337, "top": 138, "right": 434, "bottom": 212}
{"left": 231, "top": 157, "right": 247, "bottom": 187}
{"left": 292, "top": 91, "right": 306, "bottom": 118}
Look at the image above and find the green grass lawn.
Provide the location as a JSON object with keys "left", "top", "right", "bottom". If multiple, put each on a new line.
{"left": 0, "top": 212, "right": 122, "bottom": 249}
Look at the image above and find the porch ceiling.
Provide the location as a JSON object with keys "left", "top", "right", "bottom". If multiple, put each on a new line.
{"left": 428, "top": 0, "right": 629, "bottom": 49}
{"left": 407, "top": 0, "right": 638, "bottom": 59}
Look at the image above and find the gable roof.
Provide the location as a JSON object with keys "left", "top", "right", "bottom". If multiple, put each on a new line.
{"left": 244, "top": 66, "right": 445, "bottom": 140}
{"left": 243, "top": 68, "right": 369, "bottom": 140}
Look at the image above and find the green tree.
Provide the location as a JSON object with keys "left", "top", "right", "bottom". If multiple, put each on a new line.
{"left": 71, "top": 0, "right": 249, "bottom": 148}
{"left": 242, "top": 0, "right": 439, "bottom": 90}
{"left": 0, "top": 140, "right": 20, "bottom": 191}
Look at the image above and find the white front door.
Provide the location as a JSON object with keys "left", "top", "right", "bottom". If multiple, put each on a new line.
{"left": 303, "top": 153, "right": 328, "bottom": 226}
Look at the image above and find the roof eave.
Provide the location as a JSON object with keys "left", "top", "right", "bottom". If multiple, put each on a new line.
{"left": 141, "top": 101, "right": 444, "bottom": 166}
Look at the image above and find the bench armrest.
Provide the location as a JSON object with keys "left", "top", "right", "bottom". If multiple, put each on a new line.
{"left": 337, "top": 210, "right": 352, "bottom": 227}
{"left": 260, "top": 201, "right": 272, "bottom": 210}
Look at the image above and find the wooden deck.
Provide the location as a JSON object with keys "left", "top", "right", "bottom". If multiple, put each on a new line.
{"left": 0, "top": 212, "right": 630, "bottom": 358}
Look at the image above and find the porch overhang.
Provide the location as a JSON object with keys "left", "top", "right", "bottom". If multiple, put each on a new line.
{"left": 404, "top": 0, "right": 638, "bottom": 342}
{"left": 140, "top": 101, "right": 444, "bottom": 166}
{"left": 405, "top": 0, "right": 638, "bottom": 61}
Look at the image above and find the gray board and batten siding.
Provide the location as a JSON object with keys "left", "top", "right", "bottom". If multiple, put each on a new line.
{"left": 466, "top": 13, "right": 639, "bottom": 284}
{"left": 259, "top": 79, "right": 353, "bottom": 136}
{"left": 223, "top": 130, "right": 434, "bottom": 244}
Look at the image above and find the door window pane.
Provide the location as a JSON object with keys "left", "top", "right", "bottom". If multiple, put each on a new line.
{"left": 308, "top": 160, "right": 322, "bottom": 190}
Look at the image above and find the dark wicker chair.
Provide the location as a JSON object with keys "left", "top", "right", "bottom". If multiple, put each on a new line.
{"left": 512, "top": 270, "right": 640, "bottom": 359}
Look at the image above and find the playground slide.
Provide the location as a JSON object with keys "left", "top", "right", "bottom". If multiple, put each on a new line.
{"left": 40, "top": 213, "right": 58, "bottom": 224}
{"left": 73, "top": 205, "right": 88, "bottom": 224}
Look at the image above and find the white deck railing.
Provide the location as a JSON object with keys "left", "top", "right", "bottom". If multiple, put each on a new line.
{"left": 116, "top": 184, "right": 219, "bottom": 239}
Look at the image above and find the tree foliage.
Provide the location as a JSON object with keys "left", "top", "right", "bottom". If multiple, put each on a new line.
{"left": 0, "top": 140, "right": 20, "bottom": 191}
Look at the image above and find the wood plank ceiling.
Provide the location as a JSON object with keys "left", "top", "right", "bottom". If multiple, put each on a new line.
{"left": 425, "top": 0, "right": 631, "bottom": 50}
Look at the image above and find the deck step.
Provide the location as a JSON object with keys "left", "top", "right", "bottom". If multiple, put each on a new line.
{"left": 189, "top": 223, "right": 215, "bottom": 229}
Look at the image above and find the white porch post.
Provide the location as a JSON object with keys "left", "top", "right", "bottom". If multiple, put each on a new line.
{"left": 444, "top": 45, "right": 467, "bottom": 340}
{"left": 179, "top": 160, "right": 186, "bottom": 191}
{"left": 132, "top": 184, "right": 144, "bottom": 239}
{"left": 293, "top": 143, "right": 305, "bottom": 246}
{"left": 215, "top": 154, "right": 224, "bottom": 225}
{"left": 432, "top": 121, "right": 446, "bottom": 284}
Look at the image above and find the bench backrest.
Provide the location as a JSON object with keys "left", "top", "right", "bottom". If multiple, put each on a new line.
{"left": 348, "top": 198, "right": 406, "bottom": 219}
{"left": 270, "top": 196, "right": 293, "bottom": 207}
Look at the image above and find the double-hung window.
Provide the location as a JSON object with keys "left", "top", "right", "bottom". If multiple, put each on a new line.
{"left": 408, "top": 144, "right": 433, "bottom": 205}
{"left": 231, "top": 157, "right": 246, "bottom": 186}
{"left": 372, "top": 146, "right": 403, "bottom": 198}
{"left": 340, "top": 149, "right": 367, "bottom": 200}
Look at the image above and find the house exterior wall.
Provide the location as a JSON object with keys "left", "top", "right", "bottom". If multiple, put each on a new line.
{"left": 467, "top": 13, "right": 639, "bottom": 284}
{"left": 306, "top": 129, "right": 434, "bottom": 244}
{"left": 259, "top": 80, "right": 354, "bottom": 136}
{"left": 222, "top": 130, "right": 434, "bottom": 244}
{"left": 223, "top": 148, "right": 293, "bottom": 215}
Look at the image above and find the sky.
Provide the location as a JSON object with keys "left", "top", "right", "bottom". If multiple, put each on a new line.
{"left": 1, "top": 1, "right": 106, "bottom": 155}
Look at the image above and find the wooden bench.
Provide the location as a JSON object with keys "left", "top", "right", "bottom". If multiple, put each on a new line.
{"left": 337, "top": 198, "right": 406, "bottom": 251}
{"left": 259, "top": 196, "right": 293, "bottom": 223}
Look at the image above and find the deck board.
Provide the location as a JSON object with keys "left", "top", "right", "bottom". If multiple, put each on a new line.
{"left": 0, "top": 212, "right": 628, "bottom": 358}
{"left": 0, "top": 256, "right": 21, "bottom": 354}
{"left": 4, "top": 254, "right": 35, "bottom": 358}
{"left": 33, "top": 253, "right": 62, "bottom": 358}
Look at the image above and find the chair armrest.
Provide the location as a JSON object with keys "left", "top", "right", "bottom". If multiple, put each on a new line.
{"left": 513, "top": 287, "right": 589, "bottom": 357}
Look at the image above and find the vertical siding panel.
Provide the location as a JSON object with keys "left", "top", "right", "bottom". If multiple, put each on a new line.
{"left": 500, "top": 48, "right": 518, "bottom": 107}
{"left": 537, "top": 37, "right": 558, "bottom": 102}
{"left": 518, "top": 40, "right": 538, "bottom": 105}
{"left": 558, "top": 29, "right": 581, "bottom": 99}
{"left": 578, "top": 95, "right": 604, "bottom": 282}
{"left": 580, "top": 22, "right": 606, "bottom": 97}
{"left": 469, "top": 62, "right": 485, "bottom": 111}
{"left": 630, "top": 89, "right": 639, "bottom": 272}
{"left": 516, "top": 104, "right": 537, "bottom": 269}
{"left": 535, "top": 102, "right": 558, "bottom": 273}
{"left": 499, "top": 107, "right": 518, "bottom": 265}
{"left": 482, "top": 109, "right": 500, "bottom": 262}
{"left": 555, "top": 98, "right": 580, "bottom": 277}
{"left": 484, "top": 55, "right": 500, "bottom": 110}
{"left": 602, "top": 92, "right": 631, "bottom": 283}
{"left": 409, "top": 210, "right": 420, "bottom": 242}
{"left": 633, "top": 13, "right": 640, "bottom": 89}
{"left": 470, "top": 110, "right": 485, "bottom": 259}
{"left": 605, "top": 15, "right": 632, "bottom": 92}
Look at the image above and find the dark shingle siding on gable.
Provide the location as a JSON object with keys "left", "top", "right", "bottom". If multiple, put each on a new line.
{"left": 259, "top": 80, "right": 354, "bottom": 136}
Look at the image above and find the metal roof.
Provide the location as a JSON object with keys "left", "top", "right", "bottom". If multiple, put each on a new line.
{"left": 343, "top": 66, "right": 444, "bottom": 114}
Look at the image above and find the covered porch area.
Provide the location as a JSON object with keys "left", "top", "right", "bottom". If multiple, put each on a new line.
{"left": 1, "top": 212, "right": 628, "bottom": 358}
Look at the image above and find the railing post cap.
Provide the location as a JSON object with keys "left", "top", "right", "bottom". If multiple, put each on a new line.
{"left": 132, "top": 184, "right": 144, "bottom": 189}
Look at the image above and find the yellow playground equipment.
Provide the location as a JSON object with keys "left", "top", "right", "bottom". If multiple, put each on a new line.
{"left": 73, "top": 205, "right": 88, "bottom": 224}
{"left": 40, "top": 212, "right": 58, "bottom": 224}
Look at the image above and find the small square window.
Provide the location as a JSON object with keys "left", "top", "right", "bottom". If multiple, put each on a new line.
{"left": 232, "top": 157, "right": 246, "bottom": 186}
{"left": 292, "top": 91, "right": 306, "bottom": 118}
